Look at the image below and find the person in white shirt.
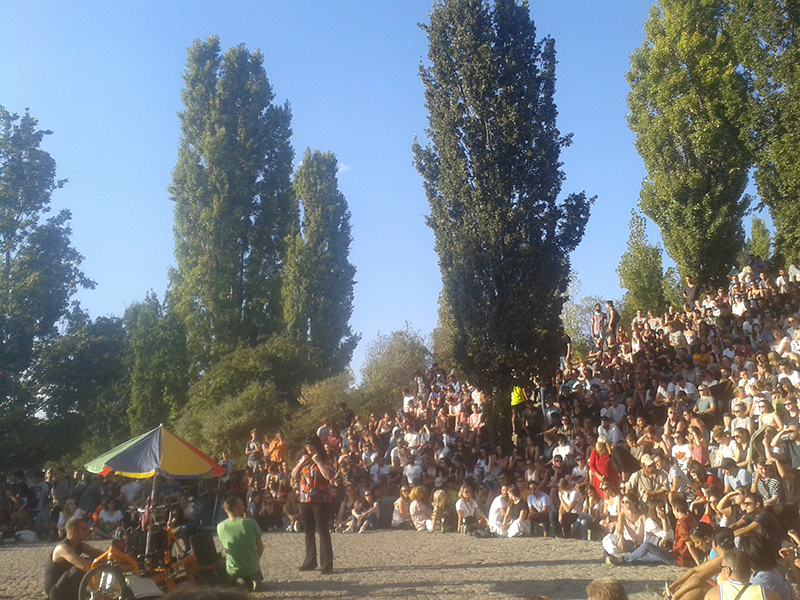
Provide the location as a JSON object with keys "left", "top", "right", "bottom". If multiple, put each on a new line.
{"left": 119, "top": 478, "right": 142, "bottom": 506}
{"left": 601, "top": 396, "right": 627, "bottom": 425}
{"left": 778, "top": 361, "right": 800, "bottom": 387}
{"left": 488, "top": 485, "right": 509, "bottom": 536}
{"left": 402, "top": 388, "right": 416, "bottom": 414}
{"left": 403, "top": 455, "right": 424, "bottom": 487}
{"left": 526, "top": 480, "right": 556, "bottom": 536}
{"left": 556, "top": 479, "right": 584, "bottom": 538}
{"left": 369, "top": 455, "right": 391, "bottom": 485}
{"left": 597, "top": 415, "right": 625, "bottom": 446}
{"left": 552, "top": 434, "right": 577, "bottom": 465}
{"left": 776, "top": 269, "right": 790, "bottom": 294}
{"left": 454, "top": 484, "right": 488, "bottom": 533}
{"left": 788, "top": 258, "right": 800, "bottom": 283}
{"left": 674, "top": 375, "right": 699, "bottom": 401}
{"left": 670, "top": 431, "right": 692, "bottom": 471}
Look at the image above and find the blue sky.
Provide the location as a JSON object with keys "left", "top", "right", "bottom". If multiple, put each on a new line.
{"left": 0, "top": 1, "right": 767, "bottom": 376}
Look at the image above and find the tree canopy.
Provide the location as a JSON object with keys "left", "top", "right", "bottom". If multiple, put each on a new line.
{"left": 0, "top": 107, "right": 101, "bottom": 469}
{"left": 627, "top": 0, "right": 752, "bottom": 289}
{"left": 413, "top": 0, "right": 593, "bottom": 398}
{"left": 168, "top": 35, "right": 296, "bottom": 370}
{"left": 730, "top": 0, "right": 800, "bottom": 259}
{"left": 616, "top": 210, "right": 669, "bottom": 315}
{"left": 283, "top": 149, "right": 359, "bottom": 379}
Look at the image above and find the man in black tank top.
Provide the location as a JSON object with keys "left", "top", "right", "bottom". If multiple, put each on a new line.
{"left": 43, "top": 517, "right": 102, "bottom": 600}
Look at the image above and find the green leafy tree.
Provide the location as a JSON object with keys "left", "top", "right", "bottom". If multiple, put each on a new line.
{"left": 663, "top": 267, "right": 684, "bottom": 310}
{"left": 412, "top": 0, "right": 593, "bottom": 439}
{"left": 285, "top": 372, "right": 354, "bottom": 451}
{"left": 431, "top": 293, "right": 456, "bottom": 370}
{"left": 748, "top": 216, "right": 773, "bottom": 263}
{"left": 175, "top": 336, "right": 313, "bottom": 458}
{"left": 617, "top": 210, "right": 668, "bottom": 314}
{"left": 125, "top": 292, "right": 189, "bottom": 435}
{"left": 359, "top": 326, "right": 430, "bottom": 416}
{"left": 627, "top": 0, "right": 752, "bottom": 288}
{"left": 283, "top": 149, "right": 359, "bottom": 378}
{"left": 0, "top": 107, "right": 95, "bottom": 469}
{"left": 168, "top": 36, "right": 296, "bottom": 370}
{"left": 729, "top": 0, "right": 800, "bottom": 259}
{"left": 36, "top": 311, "right": 131, "bottom": 467}
{"left": 560, "top": 274, "right": 594, "bottom": 360}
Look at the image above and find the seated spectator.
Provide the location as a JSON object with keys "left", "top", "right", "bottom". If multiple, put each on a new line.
{"left": 430, "top": 489, "right": 457, "bottom": 533}
{"left": 282, "top": 491, "right": 300, "bottom": 532}
{"left": 349, "top": 489, "right": 379, "bottom": 533}
{"left": 556, "top": 479, "right": 582, "bottom": 539}
{"left": 500, "top": 485, "right": 529, "bottom": 538}
{"left": 95, "top": 497, "right": 124, "bottom": 539}
{"left": 44, "top": 517, "right": 103, "bottom": 600}
{"left": 391, "top": 485, "right": 413, "bottom": 529}
{"left": 488, "top": 485, "right": 509, "bottom": 536}
{"left": 56, "top": 498, "right": 82, "bottom": 539}
{"left": 408, "top": 486, "right": 432, "bottom": 532}
{"left": 455, "top": 484, "right": 487, "bottom": 533}
{"left": 602, "top": 492, "right": 645, "bottom": 560}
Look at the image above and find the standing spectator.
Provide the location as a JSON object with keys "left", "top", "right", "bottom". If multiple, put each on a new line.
{"left": 50, "top": 470, "right": 73, "bottom": 513}
{"left": 606, "top": 300, "right": 620, "bottom": 345}
{"left": 217, "top": 495, "right": 264, "bottom": 592}
{"left": 339, "top": 403, "right": 354, "bottom": 431}
{"left": 560, "top": 329, "right": 572, "bottom": 370}
{"left": 291, "top": 433, "right": 334, "bottom": 574}
{"left": 267, "top": 432, "right": 287, "bottom": 465}
{"left": 684, "top": 276, "right": 700, "bottom": 308}
{"left": 245, "top": 430, "right": 261, "bottom": 474}
{"left": 788, "top": 258, "right": 800, "bottom": 283}
{"left": 590, "top": 303, "right": 607, "bottom": 356}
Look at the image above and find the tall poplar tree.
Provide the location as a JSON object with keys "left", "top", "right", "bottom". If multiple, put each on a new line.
{"left": 730, "top": 0, "right": 800, "bottom": 259}
{"left": 169, "top": 36, "right": 296, "bottom": 369}
{"left": 413, "top": 0, "right": 593, "bottom": 411}
{"left": 283, "top": 149, "right": 359, "bottom": 378}
{"left": 627, "top": 0, "right": 752, "bottom": 288}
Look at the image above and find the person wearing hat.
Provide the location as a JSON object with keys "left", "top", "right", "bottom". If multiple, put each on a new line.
{"left": 626, "top": 454, "right": 668, "bottom": 505}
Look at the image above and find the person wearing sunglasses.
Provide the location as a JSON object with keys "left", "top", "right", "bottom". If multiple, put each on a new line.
{"left": 730, "top": 493, "right": 783, "bottom": 561}
{"left": 705, "top": 549, "right": 781, "bottom": 600}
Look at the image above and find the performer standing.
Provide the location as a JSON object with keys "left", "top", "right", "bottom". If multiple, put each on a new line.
{"left": 292, "top": 433, "right": 334, "bottom": 574}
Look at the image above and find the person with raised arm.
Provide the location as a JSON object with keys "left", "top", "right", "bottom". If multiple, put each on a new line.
{"left": 291, "top": 433, "right": 335, "bottom": 574}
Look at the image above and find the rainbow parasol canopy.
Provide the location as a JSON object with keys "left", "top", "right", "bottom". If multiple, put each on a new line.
{"left": 85, "top": 424, "right": 225, "bottom": 479}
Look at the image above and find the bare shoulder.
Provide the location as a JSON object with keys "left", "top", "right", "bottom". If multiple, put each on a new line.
{"left": 52, "top": 540, "right": 77, "bottom": 563}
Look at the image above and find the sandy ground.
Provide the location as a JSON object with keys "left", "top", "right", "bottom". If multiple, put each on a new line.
{"left": 0, "top": 530, "right": 683, "bottom": 599}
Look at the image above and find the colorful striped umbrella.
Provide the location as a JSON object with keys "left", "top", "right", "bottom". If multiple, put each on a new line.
{"left": 85, "top": 424, "right": 225, "bottom": 479}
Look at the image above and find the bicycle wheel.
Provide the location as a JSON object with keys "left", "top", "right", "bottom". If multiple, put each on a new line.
{"left": 170, "top": 532, "right": 190, "bottom": 562}
{"left": 78, "top": 566, "right": 127, "bottom": 600}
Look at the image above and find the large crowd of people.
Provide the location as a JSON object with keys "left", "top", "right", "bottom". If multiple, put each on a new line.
{"left": 7, "top": 256, "right": 800, "bottom": 599}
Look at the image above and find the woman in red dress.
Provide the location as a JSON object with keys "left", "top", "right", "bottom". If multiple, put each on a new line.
{"left": 589, "top": 437, "right": 619, "bottom": 499}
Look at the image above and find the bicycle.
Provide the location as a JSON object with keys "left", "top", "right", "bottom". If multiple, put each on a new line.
{"left": 79, "top": 503, "right": 197, "bottom": 598}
